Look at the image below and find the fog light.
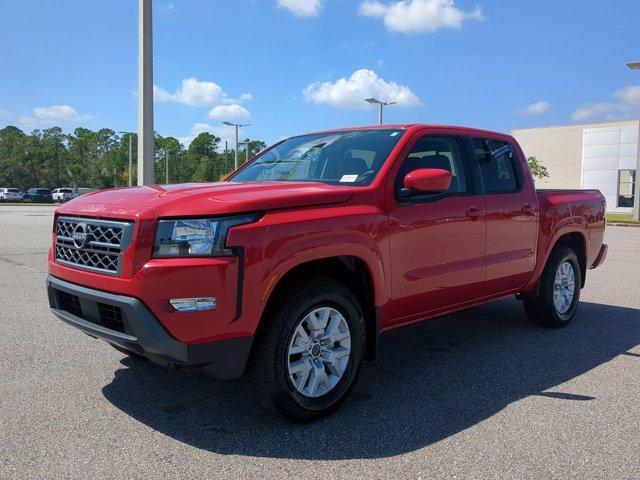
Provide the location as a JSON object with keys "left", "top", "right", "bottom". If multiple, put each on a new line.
{"left": 170, "top": 297, "right": 217, "bottom": 312}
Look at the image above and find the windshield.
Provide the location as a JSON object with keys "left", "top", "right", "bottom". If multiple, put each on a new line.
{"left": 230, "top": 129, "right": 404, "bottom": 186}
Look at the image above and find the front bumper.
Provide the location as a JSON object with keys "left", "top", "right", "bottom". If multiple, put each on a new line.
{"left": 47, "top": 275, "right": 253, "bottom": 380}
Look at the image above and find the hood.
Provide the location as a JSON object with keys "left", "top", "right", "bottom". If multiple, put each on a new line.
{"left": 57, "top": 181, "right": 354, "bottom": 219}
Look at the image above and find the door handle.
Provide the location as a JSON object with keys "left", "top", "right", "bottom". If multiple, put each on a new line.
{"left": 466, "top": 207, "right": 483, "bottom": 221}
{"left": 521, "top": 204, "right": 536, "bottom": 216}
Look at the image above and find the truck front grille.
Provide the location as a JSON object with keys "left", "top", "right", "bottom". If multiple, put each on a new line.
{"left": 55, "top": 216, "right": 134, "bottom": 276}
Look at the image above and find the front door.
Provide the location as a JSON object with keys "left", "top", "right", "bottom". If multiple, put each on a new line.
{"left": 386, "top": 134, "right": 487, "bottom": 326}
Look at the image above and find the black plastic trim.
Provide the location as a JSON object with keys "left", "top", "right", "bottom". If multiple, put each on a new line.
{"left": 47, "top": 275, "right": 253, "bottom": 380}
{"left": 234, "top": 247, "right": 245, "bottom": 320}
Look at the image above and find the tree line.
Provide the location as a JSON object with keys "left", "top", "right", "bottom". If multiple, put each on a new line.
{"left": 0, "top": 125, "right": 267, "bottom": 190}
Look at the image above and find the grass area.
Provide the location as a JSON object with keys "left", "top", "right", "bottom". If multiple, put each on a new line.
{"left": 607, "top": 213, "right": 640, "bottom": 224}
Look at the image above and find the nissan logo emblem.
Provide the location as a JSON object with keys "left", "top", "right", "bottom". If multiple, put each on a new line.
{"left": 72, "top": 222, "right": 88, "bottom": 249}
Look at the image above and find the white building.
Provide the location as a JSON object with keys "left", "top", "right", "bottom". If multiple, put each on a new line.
{"left": 512, "top": 119, "right": 639, "bottom": 213}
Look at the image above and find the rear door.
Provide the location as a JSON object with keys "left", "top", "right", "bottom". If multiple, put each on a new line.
{"left": 386, "top": 132, "right": 487, "bottom": 325}
{"left": 470, "top": 136, "right": 538, "bottom": 293}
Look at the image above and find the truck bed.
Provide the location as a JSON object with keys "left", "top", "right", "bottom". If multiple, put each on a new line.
{"left": 535, "top": 188, "right": 606, "bottom": 271}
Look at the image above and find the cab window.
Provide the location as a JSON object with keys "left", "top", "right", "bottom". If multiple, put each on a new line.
{"left": 396, "top": 135, "right": 467, "bottom": 199}
{"left": 473, "top": 138, "right": 521, "bottom": 193}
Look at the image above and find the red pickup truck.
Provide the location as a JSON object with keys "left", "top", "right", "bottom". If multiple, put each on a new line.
{"left": 47, "top": 124, "right": 607, "bottom": 421}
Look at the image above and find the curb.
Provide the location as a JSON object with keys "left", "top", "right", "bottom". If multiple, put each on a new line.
{"left": 606, "top": 222, "right": 640, "bottom": 227}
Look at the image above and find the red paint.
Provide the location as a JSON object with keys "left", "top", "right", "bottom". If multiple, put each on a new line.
{"left": 49, "top": 124, "right": 607, "bottom": 346}
{"left": 403, "top": 168, "right": 452, "bottom": 193}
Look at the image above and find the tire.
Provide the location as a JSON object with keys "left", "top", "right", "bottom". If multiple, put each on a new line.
{"left": 524, "top": 246, "right": 582, "bottom": 328}
{"left": 243, "top": 278, "right": 365, "bottom": 422}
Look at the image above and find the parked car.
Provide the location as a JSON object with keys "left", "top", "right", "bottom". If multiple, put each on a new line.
{"left": 52, "top": 188, "right": 79, "bottom": 203}
{"left": 47, "top": 124, "right": 607, "bottom": 421}
{"left": 25, "top": 188, "right": 53, "bottom": 203}
{"left": 0, "top": 188, "right": 23, "bottom": 200}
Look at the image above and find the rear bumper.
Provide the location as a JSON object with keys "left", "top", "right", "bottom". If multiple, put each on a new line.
{"left": 590, "top": 243, "right": 608, "bottom": 269}
{"left": 47, "top": 275, "right": 253, "bottom": 380}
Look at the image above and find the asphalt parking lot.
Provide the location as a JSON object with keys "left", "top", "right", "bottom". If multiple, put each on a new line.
{"left": 0, "top": 205, "right": 638, "bottom": 479}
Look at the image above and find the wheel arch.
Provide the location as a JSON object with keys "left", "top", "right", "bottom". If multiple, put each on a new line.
{"left": 552, "top": 231, "right": 587, "bottom": 287}
{"left": 521, "top": 228, "right": 588, "bottom": 300}
{"left": 257, "top": 256, "right": 380, "bottom": 361}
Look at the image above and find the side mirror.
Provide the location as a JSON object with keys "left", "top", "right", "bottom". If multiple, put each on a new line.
{"left": 401, "top": 168, "right": 452, "bottom": 196}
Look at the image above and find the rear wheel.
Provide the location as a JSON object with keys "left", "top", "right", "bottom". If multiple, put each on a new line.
{"left": 524, "top": 246, "right": 581, "bottom": 328}
{"left": 243, "top": 279, "right": 365, "bottom": 422}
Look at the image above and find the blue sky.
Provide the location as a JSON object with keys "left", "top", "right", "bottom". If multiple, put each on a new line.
{"left": 1, "top": 0, "right": 639, "bottom": 147}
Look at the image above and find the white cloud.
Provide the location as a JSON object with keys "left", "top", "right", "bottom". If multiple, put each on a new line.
{"left": 521, "top": 101, "right": 551, "bottom": 115}
{"left": 303, "top": 68, "right": 420, "bottom": 109}
{"left": 359, "top": 0, "right": 483, "bottom": 34}
{"left": 571, "top": 84, "right": 640, "bottom": 122}
{"left": 154, "top": 78, "right": 227, "bottom": 106}
{"left": 208, "top": 104, "right": 251, "bottom": 121}
{"left": 19, "top": 104, "right": 92, "bottom": 127}
{"left": 154, "top": 78, "right": 254, "bottom": 113}
{"left": 613, "top": 84, "right": 640, "bottom": 105}
{"left": 34, "top": 105, "right": 90, "bottom": 122}
{"left": 277, "top": 0, "right": 323, "bottom": 17}
{"left": 0, "top": 109, "right": 11, "bottom": 120}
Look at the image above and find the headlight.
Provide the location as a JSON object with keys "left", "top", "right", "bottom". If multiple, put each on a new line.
{"left": 153, "top": 214, "right": 258, "bottom": 258}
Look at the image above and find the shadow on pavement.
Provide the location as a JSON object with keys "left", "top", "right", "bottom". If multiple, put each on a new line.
{"left": 102, "top": 298, "right": 640, "bottom": 460}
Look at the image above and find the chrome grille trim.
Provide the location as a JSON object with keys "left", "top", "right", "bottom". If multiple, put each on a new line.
{"left": 55, "top": 216, "right": 134, "bottom": 276}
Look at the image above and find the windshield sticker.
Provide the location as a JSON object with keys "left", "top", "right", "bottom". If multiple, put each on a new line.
{"left": 340, "top": 174, "right": 359, "bottom": 183}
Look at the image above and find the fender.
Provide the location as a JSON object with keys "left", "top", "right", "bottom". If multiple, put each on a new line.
{"left": 254, "top": 205, "right": 390, "bottom": 322}
{"left": 521, "top": 212, "right": 588, "bottom": 293}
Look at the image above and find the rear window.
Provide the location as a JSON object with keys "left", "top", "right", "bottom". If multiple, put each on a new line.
{"left": 60, "top": 189, "right": 72, "bottom": 193}
{"left": 7, "top": 188, "right": 20, "bottom": 193}
{"left": 37, "top": 189, "right": 51, "bottom": 194}
{"left": 473, "top": 138, "right": 520, "bottom": 193}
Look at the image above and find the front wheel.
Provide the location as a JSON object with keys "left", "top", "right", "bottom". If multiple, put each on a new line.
{"left": 243, "top": 279, "right": 365, "bottom": 422}
{"left": 524, "top": 246, "right": 582, "bottom": 328}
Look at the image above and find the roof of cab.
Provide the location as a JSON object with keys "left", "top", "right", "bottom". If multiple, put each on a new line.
{"left": 297, "top": 123, "right": 515, "bottom": 141}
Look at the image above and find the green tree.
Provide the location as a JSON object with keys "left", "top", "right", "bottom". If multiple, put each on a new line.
{"left": 155, "top": 134, "right": 184, "bottom": 184}
{"left": 527, "top": 156, "right": 549, "bottom": 179}
{"left": 41, "top": 127, "right": 68, "bottom": 187}
{"left": 0, "top": 123, "right": 268, "bottom": 190}
{"left": 66, "top": 127, "right": 97, "bottom": 190}
{"left": 0, "top": 126, "right": 30, "bottom": 189}
{"left": 187, "top": 132, "right": 224, "bottom": 182}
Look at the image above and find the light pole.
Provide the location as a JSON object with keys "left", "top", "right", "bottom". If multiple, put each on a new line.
{"left": 165, "top": 149, "right": 170, "bottom": 184}
{"left": 242, "top": 140, "right": 254, "bottom": 164}
{"left": 365, "top": 98, "right": 397, "bottom": 125}
{"left": 627, "top": 61, "right": 640, "bottom": 220}
{"left": 224, "top": 140, "right": 229, "bottom": 172}
{"left": 137, "top": 0, "right": 154, "bottom": 185}
{"left": 118, "top": 131, "right": 134, "bottom": 187}
{"left": 223, "top": 121, "right": 250, "bottom": 170}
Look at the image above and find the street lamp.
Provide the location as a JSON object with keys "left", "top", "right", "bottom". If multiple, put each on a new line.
{"left": 626, "top": 61, "right": 640, "bottom": 220}
{"left": 118, "top": 131, "right": 134, "bottom": 187}
{"left": 365, "top": 98, "right": 397, "bottom": 125}
{"left": 223, "top": 121, "right": 250, "bottom": 170}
